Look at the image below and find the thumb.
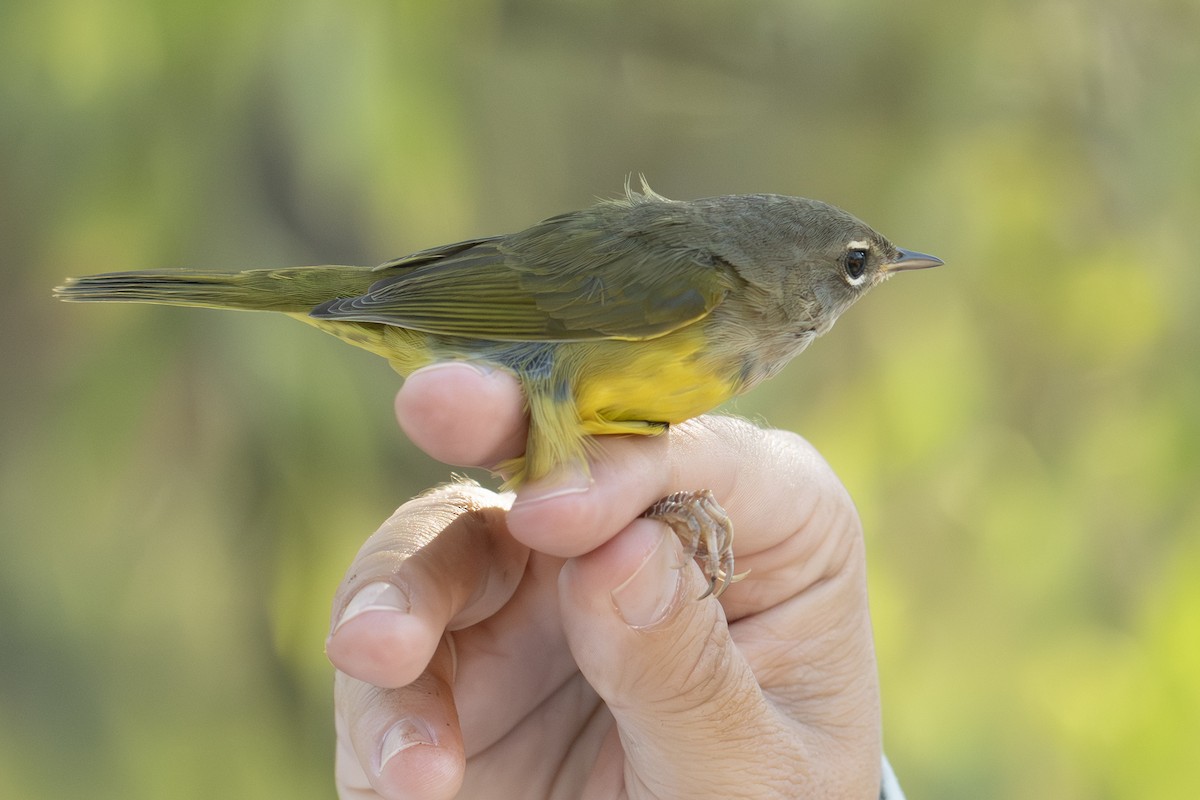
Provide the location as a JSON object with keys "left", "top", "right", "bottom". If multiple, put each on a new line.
{"left": 559, "top": 520, "right": 798, "bottom": 798}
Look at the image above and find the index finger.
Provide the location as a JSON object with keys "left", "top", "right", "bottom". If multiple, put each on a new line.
{"left": 395, "top": 363, "right": 527, "bottom": 468}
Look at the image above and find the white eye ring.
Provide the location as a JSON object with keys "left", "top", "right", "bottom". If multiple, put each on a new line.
{"left": 844, "top": 243, "right": 870, "bottom": 286}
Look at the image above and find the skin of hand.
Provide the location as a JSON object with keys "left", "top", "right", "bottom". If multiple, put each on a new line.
{"left": 327, "top": 362, "right": 883, "bottom": 799}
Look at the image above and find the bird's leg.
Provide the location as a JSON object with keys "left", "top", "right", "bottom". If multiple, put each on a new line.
{"left": 641, "top": 489, "right": 748, "bottom": 599}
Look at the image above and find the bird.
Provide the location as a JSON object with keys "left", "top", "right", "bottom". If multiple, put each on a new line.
{"left": 55, "top": 179, "right": 943, "bottom": 597}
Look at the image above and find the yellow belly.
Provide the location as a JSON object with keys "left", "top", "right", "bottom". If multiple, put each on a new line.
{"left": 569, "top": 326, "right": 741, "bottom": 434}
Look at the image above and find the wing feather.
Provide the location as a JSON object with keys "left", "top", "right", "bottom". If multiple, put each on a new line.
{"left": 311, "top": 196, "right": 734, "bottom": 342}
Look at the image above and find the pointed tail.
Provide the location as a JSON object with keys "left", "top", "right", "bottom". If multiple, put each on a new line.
{"left": 53, "top": 266, "right": 378, "bottom": 314}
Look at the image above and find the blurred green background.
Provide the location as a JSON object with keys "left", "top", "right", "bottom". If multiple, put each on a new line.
{"left": 3, "top": 0, "right": 1198, "bottom": 797}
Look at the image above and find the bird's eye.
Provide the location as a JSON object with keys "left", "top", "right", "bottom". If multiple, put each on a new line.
{"left": 844, "top": 248, "right": 869, "bottom": 283}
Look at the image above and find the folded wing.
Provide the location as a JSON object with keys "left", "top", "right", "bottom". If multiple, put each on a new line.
{"left": 310, "top": 207, "right": 734, "bottom": 342}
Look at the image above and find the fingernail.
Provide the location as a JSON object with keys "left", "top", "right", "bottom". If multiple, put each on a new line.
{"left": 612, "top": 529, "right": 682, "bottom": 628}
{"left": 333, "top": 581, "right": 409, "bottom": 634}
{"left": 511, "top": 464, "right": 592, "bottom": 506}
{"left": 378, "top": 716, "right": 438, "bottom": 774}
{"left": 409, "top": 361, "right": 495, "bottom": 379}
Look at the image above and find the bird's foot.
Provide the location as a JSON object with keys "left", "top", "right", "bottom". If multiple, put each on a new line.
{"left": 641, "top": 489, "right": 748, "bottom": 599}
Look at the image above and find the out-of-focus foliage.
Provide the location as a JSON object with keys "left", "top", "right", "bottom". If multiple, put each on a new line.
{"left": 2, "top": 1, "right": 1197, "bottom": 797}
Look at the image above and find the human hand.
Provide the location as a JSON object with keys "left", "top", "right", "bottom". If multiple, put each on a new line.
{"left": 327, "top": 363, "right": 882, "bottom": 799}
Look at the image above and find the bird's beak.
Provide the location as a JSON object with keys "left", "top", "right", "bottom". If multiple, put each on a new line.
{"left": 887, "top": 248, "right": 944, "bottom": 272}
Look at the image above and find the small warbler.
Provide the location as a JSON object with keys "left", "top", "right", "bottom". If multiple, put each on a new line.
{"left": 55, "top": 180, "right": 942, "bottom": 596}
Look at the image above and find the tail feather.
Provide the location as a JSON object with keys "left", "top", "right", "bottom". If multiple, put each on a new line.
{"left": 53, "top": 266, "right": 377, "bottom": 314}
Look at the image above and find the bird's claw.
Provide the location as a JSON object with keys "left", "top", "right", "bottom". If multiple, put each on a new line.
{"left": 642, "top": 489, "right": 747, "bottom": 599}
